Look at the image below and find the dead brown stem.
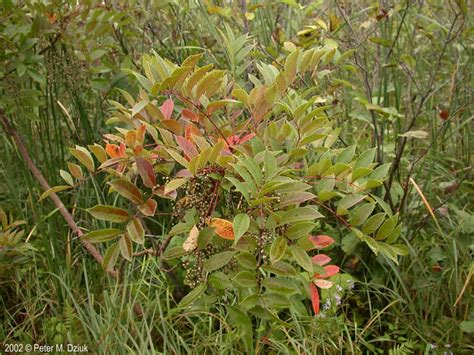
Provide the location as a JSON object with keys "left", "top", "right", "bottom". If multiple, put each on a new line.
{"left": 0, "top": 110, "right": 118, "bottom": 278}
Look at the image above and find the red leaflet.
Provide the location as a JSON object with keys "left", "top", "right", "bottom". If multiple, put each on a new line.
{"left": 314, "top": 265, "right": 340, "bottom": 279}
{"left": 175, "top": 135, "right": 198, "bottom": 159}
{"left": 135, "top": 157, "right": 156, "bottom": 188}
{"left": 161, "top": 99, "right": 174, "bottom": 120}
{"left": 138, "top": 198, "right": 157, "bottom": 216}
{"left": 312, "top": 254, "right": 332, "bottom": 266}
{"left": 310, "top": 282, "right": 320, "bottom": 315}
{"left": 309, "top": 235, "right": 335, "bottom": 249}
{"left": 182, "top": 108, "right": 199, "bottom": 122}
{"left": 227, "top": 135, "right": 240, "bottom": 146}
{"left": 439, "top": 109, "right": 449, "bottom": 120}
{"left": 227, "top": 133, "right": 256, "bottom": 147}
{"left": 238, "top": 133, "right": 255, "bottom": 144}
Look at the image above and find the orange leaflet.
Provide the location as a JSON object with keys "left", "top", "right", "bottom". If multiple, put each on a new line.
{"left": 47, "top": 13, "right": 57, "bottom": 24}
{"left": 105, "top": 143, "right": 126, "bottom": 158}
{"left": 185, "top": 124, "right": 201, "bottom": 140}
{"left": 208, "top": 218, "right": 234, "bottom": 240}
{"left": 133, "top": 145, "right": 143, "bottom": 155}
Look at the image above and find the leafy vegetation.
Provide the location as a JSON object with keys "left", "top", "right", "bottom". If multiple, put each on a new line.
{"left": 0, "top": 0, "right": 472, "bottom": 353}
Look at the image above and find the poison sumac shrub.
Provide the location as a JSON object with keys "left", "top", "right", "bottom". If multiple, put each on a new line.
{"left": 54, "top": 46, "right": 407, "bottom": 326}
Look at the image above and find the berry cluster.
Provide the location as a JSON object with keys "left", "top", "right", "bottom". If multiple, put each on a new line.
{"left": 173, "top": 173, "right": 215, "bottom": 224}
{"left": 183, "top": 243, "right": 236, "bottom": 288}
{"left": 256, "top": 229, "right": 274, "bottom": 264}
{"left": 182, "top": 252, "right": 205, "bottom": 288}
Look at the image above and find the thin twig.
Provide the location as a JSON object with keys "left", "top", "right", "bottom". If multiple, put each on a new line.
{"left": 133, "top": 248, "right": 158, "bottom": 257}
{"left": 388, "top": 12, "right": 463, "bottom": 190}
{"left": 165, "top": 90, "right": 231, "bottom": 146}
{"left": 386, "top": 1, "right": 410, "bottom": 60}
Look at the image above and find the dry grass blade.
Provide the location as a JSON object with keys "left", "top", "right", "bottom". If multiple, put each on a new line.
{"left": 409, "top": 177, "right": 443, "bottom": 234}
